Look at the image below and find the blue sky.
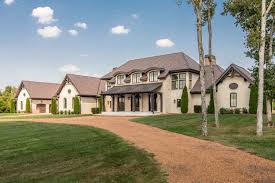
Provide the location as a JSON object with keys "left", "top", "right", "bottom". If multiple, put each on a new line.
{"left": 0, "top": 0, "right": 252, "bottom": 88}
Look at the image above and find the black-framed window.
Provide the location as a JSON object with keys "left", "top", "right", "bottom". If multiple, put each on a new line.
{"left": 132, "top": 73, "right": 141, "bottom": 83}
{"left": 177, "top": 99, "right": 181, "bottom": 108}
{"left": 21, "top": 101, "right": 23, "bottom": 110}
{"left": 189, "top": 73, "right": 192, "bottom": 89}
{"left": 230, "top": 93, "right": 237, "bottom": 107}
{"left": 171, "top": 73, "right": 186, "bottom": 90}
{"left": 117, "top": 75, "right": 125, "bottom": 85}
{"left": 149, "top": 71, "right": 158, "bottom": 82}
{"left": 63, "top": 98, "right": 67, "bottom": 109}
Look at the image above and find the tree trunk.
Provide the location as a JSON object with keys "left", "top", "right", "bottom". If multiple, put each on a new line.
{"left": 193, "top": 1, "right": 208, "bottom": 136}
{"left": 267, "top": 98, "right": 273, "bottom": 127}
{"left": 257, "top": 0, "right": 267, "bottom": 136}
{"left": 207, "top": 0, "right": 219, "bottom": 128}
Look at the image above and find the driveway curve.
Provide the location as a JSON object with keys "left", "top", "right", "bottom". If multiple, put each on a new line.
{"left": 33, "top": 116, "right": 275, "bottom": 183}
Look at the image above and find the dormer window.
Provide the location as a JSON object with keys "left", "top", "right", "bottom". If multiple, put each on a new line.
{"left": 132, "top": 73, "right": 141, "bottom": 84}
{"left": 149, "top": 71, "right": 158, "bottom": 82}
{"left": 107, "top": 82, "right": 112, "bottom": 90}
{"left": 117, "top": 75, "right": 125, "bottom": 85}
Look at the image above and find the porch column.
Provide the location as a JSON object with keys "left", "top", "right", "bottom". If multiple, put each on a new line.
{"left": 150, "top": 93, "right": 154, "bottom": 114}
{"left": 132, "top": 94, "right": 136, "bottom": 112}
{"left": 159, "top": 93, "right": 163, "bottom": 113}
{"left": 102, "top": 95, "right": 105, "bottom": 112}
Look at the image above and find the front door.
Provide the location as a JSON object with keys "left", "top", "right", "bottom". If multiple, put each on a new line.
{"left": 36, "top": 104, "right": 46, "bottom": 113}
{"left": 131, "top": 94, "right": 140, "bottom": 112}
{"left": 117, "top": 96, "right": 125, "bottom": 111}
{"left": 149, "top": 94, "right": 158, "bottom": 112}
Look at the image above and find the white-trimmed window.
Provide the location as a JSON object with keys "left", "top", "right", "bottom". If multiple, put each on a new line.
{"left": 230, "top": 93, "right": 237, "bottom": 107}
{"left": 117, "top": 75, "right": 125, "bottom": 85}
{"left": 132, "top": 73, "right": 141, "bottom": 84}
{"left": 63, "top": 98, "right": 67, "bottom": 109}
{"left": 149, "top": 71, "right": 158, "bottom": 82}
{"left": 171, "top": 73, "right": 186, "bottom": 90}
{"left": 189, "top": 73, "right": 192, "bottom": 89}
{"left": 21, "top": 101, "right": 23, "bottom": 110}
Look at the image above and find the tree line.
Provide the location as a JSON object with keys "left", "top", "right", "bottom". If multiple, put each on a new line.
{"left": 0, "top": 86, "right": 16, "bottom": 113}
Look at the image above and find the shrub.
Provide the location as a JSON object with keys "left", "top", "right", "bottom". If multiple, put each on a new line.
{"left": 92, "top": 108, "right": 100, "bottom": 114}
{"left": 68, "top": 110, "right": 71, "bottom": 115}
{"left": 73, "top": 97, "right": 81, "bottom": 114}
{"left": 51, "top": 97, "right": 57, "bottom": 114}
{"left": 194, "top": 105, "right": 202, "bottom": 113}
{"left": 234, "top": 108, "right": 241, "bottom": 114}
{"left": 242, "top": 108, "right": 248, "bottom": 114}
{"left": 181, "top": 86, "right": 189, "bottom": 113}
{"left": 208, "top": 90, "right": 214, "bottom": 114}
{"left": 60, "top": 110, "right": 63, "bottom": 115}
{"left": 64, "top": 110, "right": 67, "bottom": 115}
{"left": 25, "top": 98, "right": 31, "bottom": 113}
{"left": 10, "top": 99, "right": 16, "bottom": 113}
{"left": 220, "top": 108, "right": 234, "bottom": 114}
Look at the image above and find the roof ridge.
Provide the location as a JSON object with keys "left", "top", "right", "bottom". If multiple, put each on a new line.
{"left": 128, "top": 52, "right": 183, "bottom": 62}
{"left": 22, "top": 80, "right": 60, "bottom": 85}
{"left": 67, "top": 73, "right": 100, "bottom": 79}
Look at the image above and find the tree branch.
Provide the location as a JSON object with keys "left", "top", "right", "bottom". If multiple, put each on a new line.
{"left": 265, "top": 0, "right": 275, "bottom": 16}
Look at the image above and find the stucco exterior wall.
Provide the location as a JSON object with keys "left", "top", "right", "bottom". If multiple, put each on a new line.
{"left": 16, "top": 88, "right": 30, "bottom": 112}
{"left": 190, "top": 94, "right": 211, "bottom": 113}
{"left": 216, "top": 76, "right": 251, "bottom": 110}
{"left": 58, "top": 82, "right": 79, "bottom": 112}
{"left": 80, "top": 97, "right": 97, "bottom": 114}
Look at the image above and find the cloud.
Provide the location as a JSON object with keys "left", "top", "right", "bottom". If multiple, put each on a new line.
{"left": 74, "top": 22, "right": 87, "bottom": 30}
{"left": 111, "top": 25, "right": 130, "bottom": 34}
{"left": 68, "top": 29, "right": 78, "bottom": 36}
{"left": 156, "top": 39, "right": 175, "bottom": 48}
{"left": 37, "top": 26, "right": 62, "bottom": 38}
{"left": 32, "top": 7, "right": 56, "bottom": 24}
{"left": 59, "top": 64, "right": 80, "bottom": 74}
{"left": 131, "top": 14, "right": 139, "bottom": 19}
{"left": 80, "top": 54, "right": 89, "bottom": 57}
{"left": 4, "top": 0, "right": 15, "bottom": 5}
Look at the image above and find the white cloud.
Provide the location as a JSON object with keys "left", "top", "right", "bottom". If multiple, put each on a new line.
{"left": 74, "top": 22, "right": 87, "bottom": 30}
{"left": 4, "top": 0, "right": 15, "bottom": 5}
{"left": 131, "top": 14, "right": 139, "bottom": 19}
{"left": 37, "top": 26, "right": 62, "bottom": 38}
{"left": 68, "top": 29, "right": 78, "bottom": 36}
{"left": 32, "top": 7, "right": 56, "bottom": 24}
{"left": 59, "top": 64, "right": 80, "bottom": 74}
{"left": 156, "top": 39, "right": 175, "bottom": 48}
{"left": 111, "top": 25, "right": 130, "bottom": 34}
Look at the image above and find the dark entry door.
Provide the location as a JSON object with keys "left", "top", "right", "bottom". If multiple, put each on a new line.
{"left": 118, "top": 96, "right": 125, "bottom": 111}
{"left": 149, "top": 94, "right": 157, "bottom": 112}
{"left": 131, "top": 94, "right": 140, "bottom": 112}
{"left": 36, "top": 104, "right": 46, "bottom": 113}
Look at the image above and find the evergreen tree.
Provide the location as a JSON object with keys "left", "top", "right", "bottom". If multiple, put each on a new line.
{"left": 10, "top": 99, "right": 16, "bottom": 113}
{"left": 73, "top": 97, "right": 81, "bottom": 114}
{"left": 51, "top": 97, "right": 57, "bottom": 114}
{"left": 208, "top": 90, "right": 214, "bottom": 114}
{"left": 181, "top": 86, "right": 189, "bottom": 113}
{"left": 249, "top": 84, "right": 258, "bottom": 114}
{"left": 26, "top": 98, "right": 31, "bottom": 113}
{"left": 98, "top": 96, "right": 103, "bottom": 113}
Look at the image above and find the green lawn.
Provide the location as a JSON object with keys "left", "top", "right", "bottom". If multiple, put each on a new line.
{"left": 0, "top": 122, "right": 166, "bottom": 183}
{"left": 0, "top": 114, "right": 93, "bottom": 120}
{"left": 133, "top": 114, "right": 275, "bottom": 161}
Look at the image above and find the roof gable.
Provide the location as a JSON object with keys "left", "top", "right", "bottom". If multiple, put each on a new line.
{"left": 16, "top": 81, "right": 60, "bottom": 99}
{"left": 56, "top": 74, "right": 105, "bottom": 97}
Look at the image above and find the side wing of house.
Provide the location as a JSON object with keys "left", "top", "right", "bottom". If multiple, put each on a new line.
{"left": 16, "top": 88, "right": 30, "bottom": 112}
{"left": 58, "top": 81, "right": 79, "bottom": 112}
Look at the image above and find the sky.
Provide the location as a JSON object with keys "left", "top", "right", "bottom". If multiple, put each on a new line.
{"left": 0, "top": 0, "right": 253, "bottom": 89}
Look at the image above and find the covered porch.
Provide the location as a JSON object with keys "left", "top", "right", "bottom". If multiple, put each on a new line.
{"left": 102, "top": 83, "right": 163, "bottom": 113}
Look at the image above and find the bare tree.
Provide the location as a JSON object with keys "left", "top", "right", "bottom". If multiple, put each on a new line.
{"left": 257, "top": 0, "right": 275, "bottom": 136}
{"left": 177, "top": 0, "right": 208, "bottom": 136}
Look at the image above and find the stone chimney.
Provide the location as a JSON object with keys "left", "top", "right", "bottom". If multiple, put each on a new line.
{"left": 204, "top": 55, "right": 216, "bottom": 66}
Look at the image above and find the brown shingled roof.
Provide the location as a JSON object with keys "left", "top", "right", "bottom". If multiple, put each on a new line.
{"left": 16, "top": 81, "right": 60, "bottom": 99}
{"left": 56, "top": 74, "right": 105, "bottom": 97}
{"left": 190, "top": 65, "right": 224, "bottom": 94}
{"left": 101, "top": 52, "right": 200, "bottom": 80}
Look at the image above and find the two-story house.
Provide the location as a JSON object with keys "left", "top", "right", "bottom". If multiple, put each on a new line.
{"left": 101, "top": 52, "right": 254, "bottom": 114}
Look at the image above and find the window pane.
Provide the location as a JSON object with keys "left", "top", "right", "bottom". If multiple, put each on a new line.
{"left": 230, "top": 93, "right": 237, "bottom": 107}
{"left": 179, "top": 73, "right": 186, "bottom": 79}
{"left": 179, "top": 80, "right": 186, "bottom": 89}
{"left": 172, "top": 81, "right": 178, "bottom": 90}
{"left": 172, "top": 74, "right": 178, "bottom": 80}
{"left": 177, "top": 99, "right": 181, "bottom": 108}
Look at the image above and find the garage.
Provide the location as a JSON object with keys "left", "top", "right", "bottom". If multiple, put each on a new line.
{"left": 36, "top": 104, "right": 46, "bottom": 113}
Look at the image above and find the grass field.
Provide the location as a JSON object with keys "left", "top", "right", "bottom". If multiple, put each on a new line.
{"left": 133, "top": 114, "right": 275, "bottom": 161}
{"left": 0, "top": 122, "right": 166, "bottom": 183}
{"left": 0, "top": 114, "right": 93, "bottom": 120}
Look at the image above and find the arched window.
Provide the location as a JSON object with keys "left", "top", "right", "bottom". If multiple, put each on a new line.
{"left": 63, "top": 98, "right": 67, "bottom": 109}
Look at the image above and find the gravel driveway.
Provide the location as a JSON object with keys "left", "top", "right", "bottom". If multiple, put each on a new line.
{"left": 33, "top": 116, "right": 275, "bottom": 183}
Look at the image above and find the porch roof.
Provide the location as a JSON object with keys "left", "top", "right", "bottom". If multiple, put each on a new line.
{"left": 102, "top": 83, "right": 162, "bottom": 95}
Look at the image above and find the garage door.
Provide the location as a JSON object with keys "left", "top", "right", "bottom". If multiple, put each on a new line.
{"left": 36, "top": 104, "right": 46, "bottom": 113}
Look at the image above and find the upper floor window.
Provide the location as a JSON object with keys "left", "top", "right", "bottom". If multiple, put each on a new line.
{"left": 189, "top": 73, "right": 192, "bottom": 89}
{"left": 117, "top": 75, "right": 125, "bottom": 85}
{"left": 132, "top": 73, "right": 141, "bottom": 84}
{"left": 149, "top": 71, "right": 158, "bottom": 82}
{"left": 172, "top": 73, "right": 186, "bottom": 90}
{"left": 230, "top": 93, "right": 237, "bottom": 107}
{"left": 107, "top": 82, "right": 112, "bottom": 90}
